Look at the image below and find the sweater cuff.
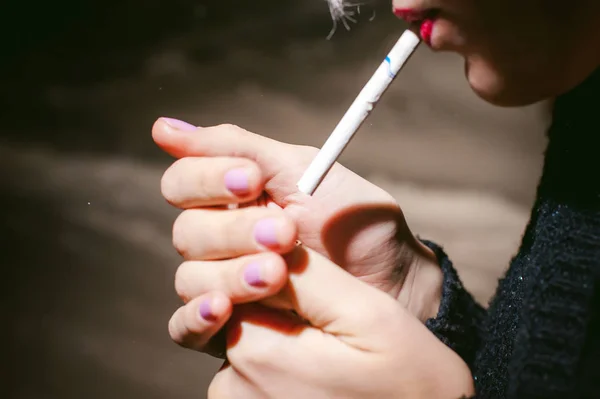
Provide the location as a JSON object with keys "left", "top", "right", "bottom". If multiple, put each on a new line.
{"left": 420, "top": 239, "right": 486, "bottom": 367}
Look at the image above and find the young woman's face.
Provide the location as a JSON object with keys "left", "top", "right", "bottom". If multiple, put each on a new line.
{"left": 390, "top": 0, "right": 600, "bottom": 106}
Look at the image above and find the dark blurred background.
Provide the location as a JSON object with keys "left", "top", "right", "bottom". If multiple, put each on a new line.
{"left": 2, "top": 1, "right": 549, "bottom": 398}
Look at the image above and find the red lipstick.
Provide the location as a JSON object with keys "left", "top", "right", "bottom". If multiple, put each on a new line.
{"left": 419, "top": 19, "right": 434, "bottom": 45}
{"left": 393, "top": 8, "right": 437, "bottom": 45}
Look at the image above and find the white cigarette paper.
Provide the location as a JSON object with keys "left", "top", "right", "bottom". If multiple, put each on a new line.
{"left": 296, "top": 30, "right": 421, "bottom": 195}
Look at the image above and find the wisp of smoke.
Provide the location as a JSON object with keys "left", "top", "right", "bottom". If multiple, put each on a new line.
{"left": 325, "top": 0, "right": 363, "bottom": 39}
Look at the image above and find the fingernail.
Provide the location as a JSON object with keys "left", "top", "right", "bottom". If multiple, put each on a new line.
{"left": 254, "top": 218, "right": 279, "bottom": 248}
{"left": 162, "top": 117, "right": 197, "bottom": 132}
{"left": 244, "top": 262, "right": 266, "bottom": 287}
{"left": 224, "top": 168, "right": 250, "bottom": 195}
{"left": 199, "top": 299, "right": 217, "bottom": 322}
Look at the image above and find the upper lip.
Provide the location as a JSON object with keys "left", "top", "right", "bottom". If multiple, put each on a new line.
{"left": 393, "top": 8, "right": 439, "bottom": 24}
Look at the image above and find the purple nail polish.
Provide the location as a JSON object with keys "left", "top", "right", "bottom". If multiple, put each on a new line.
{"left": 199, "top": 300, "right": 216, "bottom": 322}
{"left": 254, "top": 219, "right": 279, "bottom": 248}
{"left": 224, "top": 168, "right": 250, "bottom": 195}
{"left": 244, "top": 262, "right": 266, "bottom": 287}
{"left": 162, "top": 117, "right": 197, "bottom": 131}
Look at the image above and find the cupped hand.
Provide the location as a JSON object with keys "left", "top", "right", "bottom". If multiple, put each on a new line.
{"left": 153, "top": 117, "right": 442, "bottom": 321}
{"left": 169, "top": 244, "right": 474, "bottom": 399}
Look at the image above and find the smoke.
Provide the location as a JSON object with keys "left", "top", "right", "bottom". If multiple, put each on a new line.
{"left": 325, "top": 0, "right": 362, "bottom": 39}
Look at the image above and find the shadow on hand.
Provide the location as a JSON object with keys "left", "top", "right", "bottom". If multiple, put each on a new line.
{"left": 320, "top": 202, "right": 415, "bottom": 268}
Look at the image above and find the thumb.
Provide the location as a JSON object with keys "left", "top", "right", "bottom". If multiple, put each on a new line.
{"left": 281, "top": 245, "right": 398, "bottom": 339}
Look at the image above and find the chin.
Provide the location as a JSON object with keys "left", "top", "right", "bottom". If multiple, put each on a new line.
{"left": 464, "top": 59, "right": 547, "bottom": 107}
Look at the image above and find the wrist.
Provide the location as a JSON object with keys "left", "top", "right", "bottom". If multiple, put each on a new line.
{"left": 396, "top": 238, "right": 443, "bottom": 323}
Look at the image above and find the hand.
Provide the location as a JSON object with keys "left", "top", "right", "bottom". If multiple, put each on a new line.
{"left": 153, "top": 118, "right": 442, "bottom": 322}
{"left": 169, "top": 244, "right": 475, "bottom": 399}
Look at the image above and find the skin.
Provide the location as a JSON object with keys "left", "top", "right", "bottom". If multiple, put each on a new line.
{"left": 157, "top": 1, "right": 600, "bottom": 397}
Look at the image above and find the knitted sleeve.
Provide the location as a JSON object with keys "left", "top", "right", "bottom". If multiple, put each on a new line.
{"left": 420, "top": 240, "right": 487, "bottom": 368}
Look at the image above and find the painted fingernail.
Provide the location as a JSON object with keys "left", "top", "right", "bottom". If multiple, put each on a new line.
{"left": 199, "top": 299, "right": 217, "bottom": 322}
{"left": 244, "top": 262, "right": 266, "bottom": 287}
{"left": 254, "top": 219, "right": 279, "bottom": 248}
{"left": 224, "top": 168, "right": 250, "bottom": 195}
{"left": 162, "top": 117, "right": 197, "bottom": 132}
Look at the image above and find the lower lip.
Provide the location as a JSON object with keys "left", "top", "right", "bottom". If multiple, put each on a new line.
{"left": 419, "top": 19, "right": 435, "bottom": 45}
{"left": 393, "top": 8, "right": 436, "bottom": 46}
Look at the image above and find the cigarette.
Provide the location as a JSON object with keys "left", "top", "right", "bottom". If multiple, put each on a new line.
{"left": 296, "top": 30, "right": 421, "bottom": 196}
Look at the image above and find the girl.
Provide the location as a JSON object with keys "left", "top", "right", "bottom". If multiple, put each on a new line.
{"left": 155, "top": 1, "right": 600, "bottom": 397}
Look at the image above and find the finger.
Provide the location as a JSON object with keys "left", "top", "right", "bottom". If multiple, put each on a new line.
{"left": 153, "top": 118, "right": 282, "bottom": 169}
{"left": 169, "top": 292, "right": 232, "bottom": 352}
{"left": 281, "top": 245, "right": 399, "bottom": 340}
{"left": 161, "top": 157, "right": 264, "bottom": 208}
{"left": 175, "top": 252, "right": 288, "bottom": 304}
{"left": 172, "top": 207, "right": 297, "bottom": 260}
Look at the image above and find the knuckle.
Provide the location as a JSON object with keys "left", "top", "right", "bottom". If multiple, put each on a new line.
{"left": 161, "top": 158, "right": 206, "bottom": 205}
{"left": 160, "top": 165, "right": 178, "bottom": 204}
{"left": 218, "top": 123, "right": 244, "bottom": 134}
{"left": 218, "top": 124, "right": 249, "bottom": 151}
{"left": 218, "top": 123, "right": 247, "bottom": 142}
{"left": 168, "top": 310, "right": 186, "bottom": 346}
{"left": 172, "top": 210, "right": 193, "bottom": 258}
{"left": 169, "top": 301, "right": 210, "bottom": 350}
{"left": 174, "top": 262, "right": 194, "bottom": 302}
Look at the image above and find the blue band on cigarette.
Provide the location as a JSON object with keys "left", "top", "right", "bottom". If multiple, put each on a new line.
{"left": 385, "top": 56, "right": 396, "bottom": 78}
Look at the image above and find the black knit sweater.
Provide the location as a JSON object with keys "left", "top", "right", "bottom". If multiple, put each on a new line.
{"left": 424, "top": 68, "right": 600, "bottom": 399}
